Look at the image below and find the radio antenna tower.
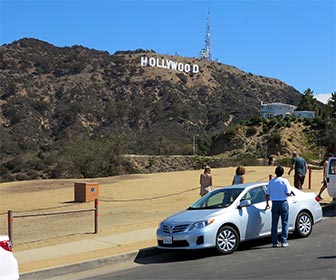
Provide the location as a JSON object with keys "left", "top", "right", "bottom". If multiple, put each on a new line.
{"left": 200, "top": 11, "right": 212, "bottom": 61}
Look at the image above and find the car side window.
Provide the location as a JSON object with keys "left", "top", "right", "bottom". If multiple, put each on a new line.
{"left": 329, "top": 159, "right": 336, "bottom": 175}
{"left": 242, "top": 187, "right": 266, "bottom": 204}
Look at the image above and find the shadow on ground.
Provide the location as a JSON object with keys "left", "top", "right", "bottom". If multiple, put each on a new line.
{"left": 322, "top": 203, "right": 336, "bottom": 217}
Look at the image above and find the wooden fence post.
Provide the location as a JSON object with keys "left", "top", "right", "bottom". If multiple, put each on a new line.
{"left": 94, "top": 199, "right": 99, "bottom": 234}
{"left": 8, "top": 210, "right": 13, "bottom": 245}
{"left": 308, "top": 168, "right": 312, "bottom": 189}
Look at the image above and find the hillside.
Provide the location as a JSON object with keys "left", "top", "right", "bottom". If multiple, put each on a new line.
{"left": 0, "top": 38, "right": 327, "bottom": 182}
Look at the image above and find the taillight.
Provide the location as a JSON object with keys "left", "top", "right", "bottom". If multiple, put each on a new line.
{"left": 0, "top": 239, "right": 12, "bottom": 252}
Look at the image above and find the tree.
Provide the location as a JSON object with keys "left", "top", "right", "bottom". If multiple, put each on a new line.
{"left": 326, "top": 92, "right": 336, "bottom": 155}
{"left": 327, "top": 92, "right": 336, "bottom": 116}
{"left": 297, "top": 88, "right": 317, "bottom": 111}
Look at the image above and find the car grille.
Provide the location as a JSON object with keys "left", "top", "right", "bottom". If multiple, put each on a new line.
{"left": 162, "top": 224, "right": 190, "bottom": 233}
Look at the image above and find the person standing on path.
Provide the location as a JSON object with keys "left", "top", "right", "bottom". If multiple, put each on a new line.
{"left": 266, "top": 165, "right": 292, "bottom": 248}
{"left": 288, "top": 151, "right": 308, "bottom": 190}
{"left": 200, "top": 166, "right": 213, "bottom": 196}
{"left": 232, "top": 166, "right": 246, "bottom": 185}
{"left": 316, "top": 153, "right": 333, "bottom": 200}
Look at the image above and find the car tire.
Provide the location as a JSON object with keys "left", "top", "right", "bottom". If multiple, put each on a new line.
{"left": 215, "top": 225, "right": 239, "bottom": 254}
{"left": 294, "top": 211, "right": 313, "bottom": 238}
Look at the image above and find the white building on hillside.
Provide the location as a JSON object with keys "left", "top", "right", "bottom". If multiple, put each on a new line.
{"left": 293, "top": 110, "right": 315, "bottom": 118}
{"left": 260, "top": 102, "right": 296, "bottom": 118}
{"left": 260, "top": 102, "right": 315, "bottom": 119}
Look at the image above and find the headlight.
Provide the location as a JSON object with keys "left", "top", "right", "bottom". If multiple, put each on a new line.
{"left": 188, "top": 219, "right": 214, "bottom": 231}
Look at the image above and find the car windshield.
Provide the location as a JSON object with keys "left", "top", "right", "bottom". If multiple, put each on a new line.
{"left": 189, "top": 188, "right": 244, "bottom": 210}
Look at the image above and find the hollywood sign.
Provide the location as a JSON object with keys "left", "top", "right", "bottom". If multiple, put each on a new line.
{"left": 140, "top": 56, "right": 199, "bottom": 74}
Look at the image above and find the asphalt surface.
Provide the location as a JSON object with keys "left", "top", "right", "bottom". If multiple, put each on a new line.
{"left": 80, "top": 216, "right": 336, "bottom": 280}
{"left": 18, "top": 203, "right": 335, "bottom": 280}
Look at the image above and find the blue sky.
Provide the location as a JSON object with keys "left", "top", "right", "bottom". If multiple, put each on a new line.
{"left": 1, "top": 0, "right": 335, "bottom": 103}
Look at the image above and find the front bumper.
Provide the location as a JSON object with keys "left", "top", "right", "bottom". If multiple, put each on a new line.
{"left": 156, "top": 227, "right": 216, "bottom": 250}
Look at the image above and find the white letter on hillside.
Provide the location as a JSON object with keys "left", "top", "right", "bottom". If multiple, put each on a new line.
{"left": 156, "top": 58, "right": 166, "bottom": 68}
{"left": 192, "top": 64, "right": 199, "bottom": 73}
{"left": 149, "top": 57, "right": 156, "bottom": 67}
{"left": 140, "top": 56, "right": 148, "bottom": 66}
{"left": 165, "top": 59, "right": 171, "bottom": 69}
{"left": 177, "top": 63, "right": 184, "bottom": 72}
{"left": 170, "top": 61, "right": 178, "bottom": 71}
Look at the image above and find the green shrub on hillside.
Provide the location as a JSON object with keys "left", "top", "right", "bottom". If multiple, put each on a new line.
{"left": 246, "top": 127, "right": 257, "bottom": 137}
{"left": 277, "top": 157, "right": 292, "bottom": 167}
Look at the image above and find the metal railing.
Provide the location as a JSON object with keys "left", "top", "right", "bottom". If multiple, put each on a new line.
{"left": 7, "top": 199, "right": 99, "bottom": 246}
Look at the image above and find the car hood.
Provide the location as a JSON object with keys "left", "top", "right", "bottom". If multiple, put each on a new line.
{"left": 162, "top": 208, "right": 227, "bottom": 224}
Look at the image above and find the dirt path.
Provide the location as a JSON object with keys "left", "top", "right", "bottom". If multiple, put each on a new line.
{"left": 0, "top": 166, "right": 329, "bottom": 252}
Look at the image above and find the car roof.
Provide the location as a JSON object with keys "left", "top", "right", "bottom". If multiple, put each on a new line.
{"left": 216, "top": 182, "right": 268, "bottom": 191}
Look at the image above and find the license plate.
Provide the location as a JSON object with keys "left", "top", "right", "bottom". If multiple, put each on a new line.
{"left": 163, "top": 236, "right": 173, "bottom": 244}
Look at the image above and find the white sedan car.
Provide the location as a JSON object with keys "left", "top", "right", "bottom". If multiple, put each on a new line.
{"left": 157, "top": 182, "right": 323, "bottom": 254}
{"left": 0, "top": 235, "right": 19, "bottom": 280}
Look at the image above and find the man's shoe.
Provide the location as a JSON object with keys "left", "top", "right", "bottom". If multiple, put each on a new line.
{"left": 272, "top": 244, "right": 279, "bottom": 248}
{"left": 281, "top": 242, "right": 289, "bottom": 248}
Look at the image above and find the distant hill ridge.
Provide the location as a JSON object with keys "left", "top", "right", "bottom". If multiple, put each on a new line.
{"left": 0, "top": 38, "right": 318, "bottom": 181}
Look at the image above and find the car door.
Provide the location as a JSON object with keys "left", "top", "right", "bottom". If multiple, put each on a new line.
{"left": 326, "top": 157, "right": 336, "bottom": 198}
{"left": 238, "top": 186, "right": 271, "bottom": 240}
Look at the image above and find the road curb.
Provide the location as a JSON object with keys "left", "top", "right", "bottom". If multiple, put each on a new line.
{"left": 19, "top": 246, "right": 160, "bottom": 280}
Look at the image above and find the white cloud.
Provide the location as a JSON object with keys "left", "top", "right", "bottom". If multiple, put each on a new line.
{"left": 315, "top": 94, "right": 331, "bottom": 104}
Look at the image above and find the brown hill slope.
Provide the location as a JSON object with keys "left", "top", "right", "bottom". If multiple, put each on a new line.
{"left": 0, "top": 38, "right": 324, "bottom": 182}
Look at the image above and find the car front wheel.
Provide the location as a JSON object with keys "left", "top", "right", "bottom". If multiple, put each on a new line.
{"left": 216, "top": 225, "right": 239, "bottom": 254}
{"left": 294, "top": 211, "right": 313, "bottom": 237}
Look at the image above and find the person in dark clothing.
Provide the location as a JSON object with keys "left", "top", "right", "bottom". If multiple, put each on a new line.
{"left": 288, "top": 151, "right": 308, "bottom": 190}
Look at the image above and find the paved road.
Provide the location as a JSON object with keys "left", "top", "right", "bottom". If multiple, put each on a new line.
{"left": 52, "top": 206, "right": 336, "bottom": 280}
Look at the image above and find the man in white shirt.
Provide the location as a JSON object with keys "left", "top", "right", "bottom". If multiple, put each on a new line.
{"left": 265, "top": 166, "right": 292, "bottom": 248}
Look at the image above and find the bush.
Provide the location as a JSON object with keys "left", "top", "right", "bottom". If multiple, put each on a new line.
{"left": 237, "top": 153, "right": 259, "bottom": 166}
{"left": 277, "top": 157, "right": 292, "bottom": 167}
{"left": 225, "top": 126, "right": 238, "bottom": 141}
{"left": 246, "top": 127, "right": 257, "bottom": 137}
{"left": 270, "top": 132, "right": 281, "bottom": 144}
{"left": 5, "top": 158, "right": 24, "bottom": 172}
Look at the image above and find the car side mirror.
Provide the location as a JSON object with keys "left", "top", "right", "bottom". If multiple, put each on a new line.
{"left": 239, "top": 200, "right": 252, "bottom": 208}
